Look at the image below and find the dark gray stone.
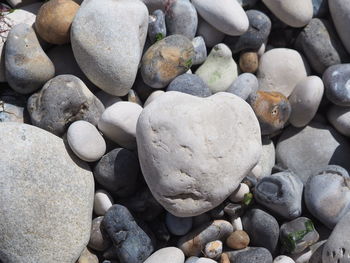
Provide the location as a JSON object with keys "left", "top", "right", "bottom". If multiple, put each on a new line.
{"left": 276, "top": 120, "right": 350, "bottom": 184}
{"left": 93, "top": 148, "right": 140, "bottom": 198}
{"left": 312, "top": 0, "right": 328, "bottom": 17}
{"left": 305, "top": 165, "right": 350, "bottom": 229}
{"left": 167, "top": 73, "right": 211, "bottom": 97}
{"left": 102, "top": 205, "right": 154, "bottom": 263}
{"left": 148, "top": 9, "right": 166, "bottom": 43}
{"left": 27, "top": 74, "right": 105, "bottom": 136}
{"left": 165, "top": 212, "right": 193, "bottom": 236}
{"left": 237, "top": 0, "right": 258, "bottom": 9}
{"left": 280, "top": 217, "right": 319, "bottom": 254}
{"left": 323, "top": 64, "right": 350, "bottom": 106}
{"left": 254, "top": 171, "right": 303, "bottom": 219}
{"left": 165, "top": 0, "right": 198, "bottom": 40}
{"left": 224, "top": 247, "right": 273, "bottom": 263}
{"left": 295, "top": 19, "right": 349, "bottom": 74}
{"left": 5, "top": 23, "right": 55, "bottom": 94}
{"left": 226, "top": 73, "right": 259, "bottom": 100}
{"left": 224, "top": 203, "right": 244, "bottom": 219}
{"left": 242, "top": 209, "right": 279, "bottom": 254}
{"left": 224, "top": 10, "right": 271, "bottom": 54}
{"left": 192, "top": 36, "right": 207, "bottom": 65}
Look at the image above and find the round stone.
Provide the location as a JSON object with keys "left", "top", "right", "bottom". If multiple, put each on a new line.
{"left": 204, "top": 240, "right": 223, "bottom": 259}
{"left": 328, "top": 105, "right": 350, "bottom": 137}
{"left": 0, "top": 123, "right": 94, "bottom": 262}
{"left": 67, "top": 120, "right": 106, "bottom": 162}
{"left": 144, "top": 247, "right": 185, "bottom": 263}
{"left": 93, "top": 189, "right": 114, "bottom": 216}
{"left": 239, "top": 52, "right": 259, "bottom": 73}
{"left": 165, "top": 212, "right": 193, "bottom": 236}
{"left": 226, "top": 73, "right": 259, "bottom": 101}
{"left": 148, "top": 9, "right": 166, "bottom": 43}
{"left": 226, "top": 230, "right": 250, "bottom": 250}
{"left": 167, "top": 74, "right": 211, "bottom": 97}
{"left": 88, "top": 216, "right": 111, "bottom": 252}
{"left": 35, "top": 0, "right": 79, "bottom": 44}
{"left": 274, "top": 255, "right": 295, "bottom": 263}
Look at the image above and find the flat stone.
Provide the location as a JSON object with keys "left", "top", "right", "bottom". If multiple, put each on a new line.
{"left": 144, "top": 247, "right": 185, "bottom": 263}
{"left": 0, "top": 123, "right": 94, "bottom": 263}
{"left": 67, "top": 120, "right": 106, "bottom": 162}
{"left": 141, "top": 34, "right": 194, "bottom": 89}
{"left": 5, "top": 23, "right": 55, "bottom": 94}
{"left": 257, "top": 48, "right": 308, "bottom": 97}
{"left": 295, "top": 18, "right": 349, "bottom": 74}
{"left": 195, "top": 44, "right": 238, "bottom": 94}
{"left": 136, "top": 91, "right": 261, "bottom": 216}
{"left": 71, "top": 0, "right": 148, "bottom": 96}
{"left": 167, "top": 73, "right": 211, "bottom": 97}
{"left": 262, "top": 0, "right": 313, "bottom": 27}
{"left": 242, "top": 208, "right": 279, "bottom": 254}
{"left": 226, "top": 73, "right": 259, "bottom": 101}
{"left": 328, "top": 105, "right": 350, "bottom": 137}
{"left": 289, "top": 76, "right": 324, "bottom": 127}
{"left": 191, "top": 0, "right": 248, "bottom": 36}
{"left": 98, "top": 102, "right": 143, "bottom": 149}
{"left": 27, "top": 74, "right": 105, "bottom": 136}
{"left": 322, "top": 211, "right": 350, "bottom": 263}
{"left": 223, "top": 247, "right": 273, "bottom": 263}
{"left": 305, "top": 165, "right": 350, "bottom": 229}
{"left": 276, "top": 120, "right": 350, "bottom": 184}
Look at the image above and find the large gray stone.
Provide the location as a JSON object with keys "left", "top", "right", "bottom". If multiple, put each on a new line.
{"left": 0, "top": 122, "right": 94, "bottom": 263}
{"left": 71, "top": 0, "right": 149, "bottom": 96}
{"left": 136, "top": 91, "right": 261, "bottom": 217}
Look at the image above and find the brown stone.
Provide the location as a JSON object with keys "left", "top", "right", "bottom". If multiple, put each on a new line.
{"left": 239, "top": 52, "right": 259, "bottom": 73}
{"left": 226, "top": 230, "right": 250, "bottom": 250}
{"left": 35, "top": 0, "right": 79, "bottom": 44}
{"left": 220, "top": 253, "right": 230, "bottom": 263}
{"left": 248, "top": 91, "right": 291, "bottom": 135}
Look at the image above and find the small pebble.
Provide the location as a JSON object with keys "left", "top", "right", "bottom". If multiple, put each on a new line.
{"left": 88, "top": 216, "right": 111, "bottom": 252}
{"left": 148, "top": 9, "right": 166, "bottom": 43}
{"left": 327, "top": 105, "right": 350, "bottom": 136}
{"left": 165, "top": 212, "right": 193, "bottom": 236}
{"left": 77, "top": 247, "right": 98, "bottom": 263}
{"left": 274, "top": 255, "right": 295, "bottom": 263}
{"left": 93, "top": 189, "right": 114, "bottom": 216}
{"left": 127, "top": 89, "right": 143, "bottom": 106}
{"left": 226, "top": 73, "right": 259, "bottom": 100}
{"left": 229, "top": 183, "right": 250, "bottom": 203}
{"left": 239, "top": 52, "right": 259, "bottom": 73}
{"left": 204, "top": 240, "right": 223, "bottom": 259}
{"left": 192, "top": 36, "right": 207, "bottom": 65}
{"left": 226, "top": 230, "right": 250, "bottom": 250}
{"left": 232, "top": 217, "right": 243, "bottom": 231}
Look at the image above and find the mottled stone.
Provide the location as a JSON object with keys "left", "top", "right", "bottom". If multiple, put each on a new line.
{"left": 205, "top": 240, "right": 223, "bottom": 259}
{"left": 27, "top": 75, "right": 105, "bottom": 136}
{"left": 248, "top": 91, "right": 291, "bottom": 135}
{"left": 167, "top": 73, "right": 211, "bottom": 97}
{"left": 0, "top": 123, "right": 94, "bottom": 263}
{"left": 144, "top": 247, "right": 185, "bottom": 263}
{"left": 35, "top": 0, "right": 79, "bottom": 44}
{"left": 5, "top": 23, "right": 55, "bottom": 94}
{"left": 102, "top": 204, "right": 154, "bottom": 263}
{"left": 141, "top": 35, "right": 194, "bottom": 89}
{"left": 223, "top": 247, "right": 273, "bottom": 263}
{"left": 226, "top": 73, "right": 259, "bottom": 100}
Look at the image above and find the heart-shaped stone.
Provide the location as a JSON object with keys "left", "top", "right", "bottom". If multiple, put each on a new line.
{"left": 305, "top": 165, "right": 350, "bottom": 229}
{"left": 136, "top": 91, "right": 262, "bottom": 217}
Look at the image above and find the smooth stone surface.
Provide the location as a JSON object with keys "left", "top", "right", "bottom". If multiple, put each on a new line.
{"left": 95, "top": 91, "right": 122, "bottom": 109}
{"left": 205, "top": 240, "right": 223, "bottom": 259}
{"left": 0, "top": 123, "right": 94, "bottom": 263}
{"left": 144, "top": 90, "right": 165, "bottom": 106}
{"left": 77, "top": 248, "right": 99, "bottom": 263}
{"left": 258, "top": 48, "right": 308, "bottom": 97}
{"left": 223, "top": 247, "right": 273, "bottom": 263}
{"left": 224, "top": 10, "right": 271, "bottom": 54}
{"left": 27, "top": 74, "right": 105, "bottom": 136}
{"left": 280, "top": 217, "right": 319, "bottom": 254}
{"left": 197, "top": 258, "right": 217, "bottom": 263}
{"left": 7, "top": 0, "right": 41, "bottom": 7}
{"left": 185, "top": 257, "right": 199, "bottom": 263}
{"left": 0, "top": 3, "right": 41, "bottom": 82}
{"left": 226, "top": 73, "right": 259, "bottom": 100}
{"left": 305, "top": 165, "right": 350, "bottom": 229}
{"left": 165, "top": 212, "right": 193, "bottom": 236}
{"left": 178, "top": 220, "right": 233, "bottom": 257}
{"left": 322, "top": 211, "right": 350, "bottom": 263}
{"left": 192, "top": 0, "right": 248, "bottom": 36}
{"left": 137, "top": 92, "right": 261, "bottom": 217}
{"left": 249, "top": 137, "right": 275, "bottom": 179}
{"left": 102, "top": 204, "right": 154, "bottom": 263}
{"left": 329, "top": 0, "right": 350, "bottom": 54}
{"left": 67, "top": 120, "right": 106, "bottom": 162}
{"left": 165, "top": 0, "right": 197, "bottom": 40}
{"left": 148, "top": 9, "right": 166, "bottom": 43}
{"left": 274, "top": 255, "right": 295, "bottom": 263}
{"left": 312, "top": 0, "right": 328, "bottom": 17}
{"left": 71, "top": 0, "right": 148, "bottom": 96}
{"left": 192, "top": 36, "right": 207, "bottom": 65}
{"left": 242, "top": 208, "right": 279, "bottom": 254}
{"left": 229, "top": 183, "right": 250, "bottom": 203}
{"left": 226, "top": 230, "right": 250, "bottom": 250}
{"left": 93, "top": 189, "right": 114, "bottom": 216}
{"left": 255, "top": 171, "right": 304, "bottom": 219}
{"left": 323, "top": 64, "right": 350, "bottom": 106}
{"left": 35, "top": 0, "right": 79, "bottom": 44}
{"left": 195, "top": 44, "right": 238, "bottom": 94}
{"left": 248, "top": 91, "right": 291, "bottom": 135}
{"left": 239, "top": 52, "right": 259, "bottom": 73}
{"left": 328, "top": 105, "right": 350, "bottom": 137}
{"left": 93, "top": 148, "right": 140, "bottom": 197}
{"left": 276, "top": 120, "right": 350, "bottom": 184}
{"left": 262, "top": 0, "right": 313, "bottom": 27}
{"left": 141, "top": 34, "right": 194, "bottom": 89}
{"left": 98, "top": 102, "right": 143, "bottom": 149}
{"left": 196, "top": 16, "right": 225, "bottom": 48}
{"left": 289, "top": 76, "right": 324, "bottom": 127}
{"left": 144, "top": 247, "right": 185, "bottom": 263}
{"left": 295, "top": 18, "right": 349, "bottom": 74}
{"left": 167, "top": 74, "right": 211, "bottom": 97}
{"left": 88, "top": 216, "right": 111, "bottom": 252}
{"left": 5, "top": 23, "right": 55, "bottom": 94}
